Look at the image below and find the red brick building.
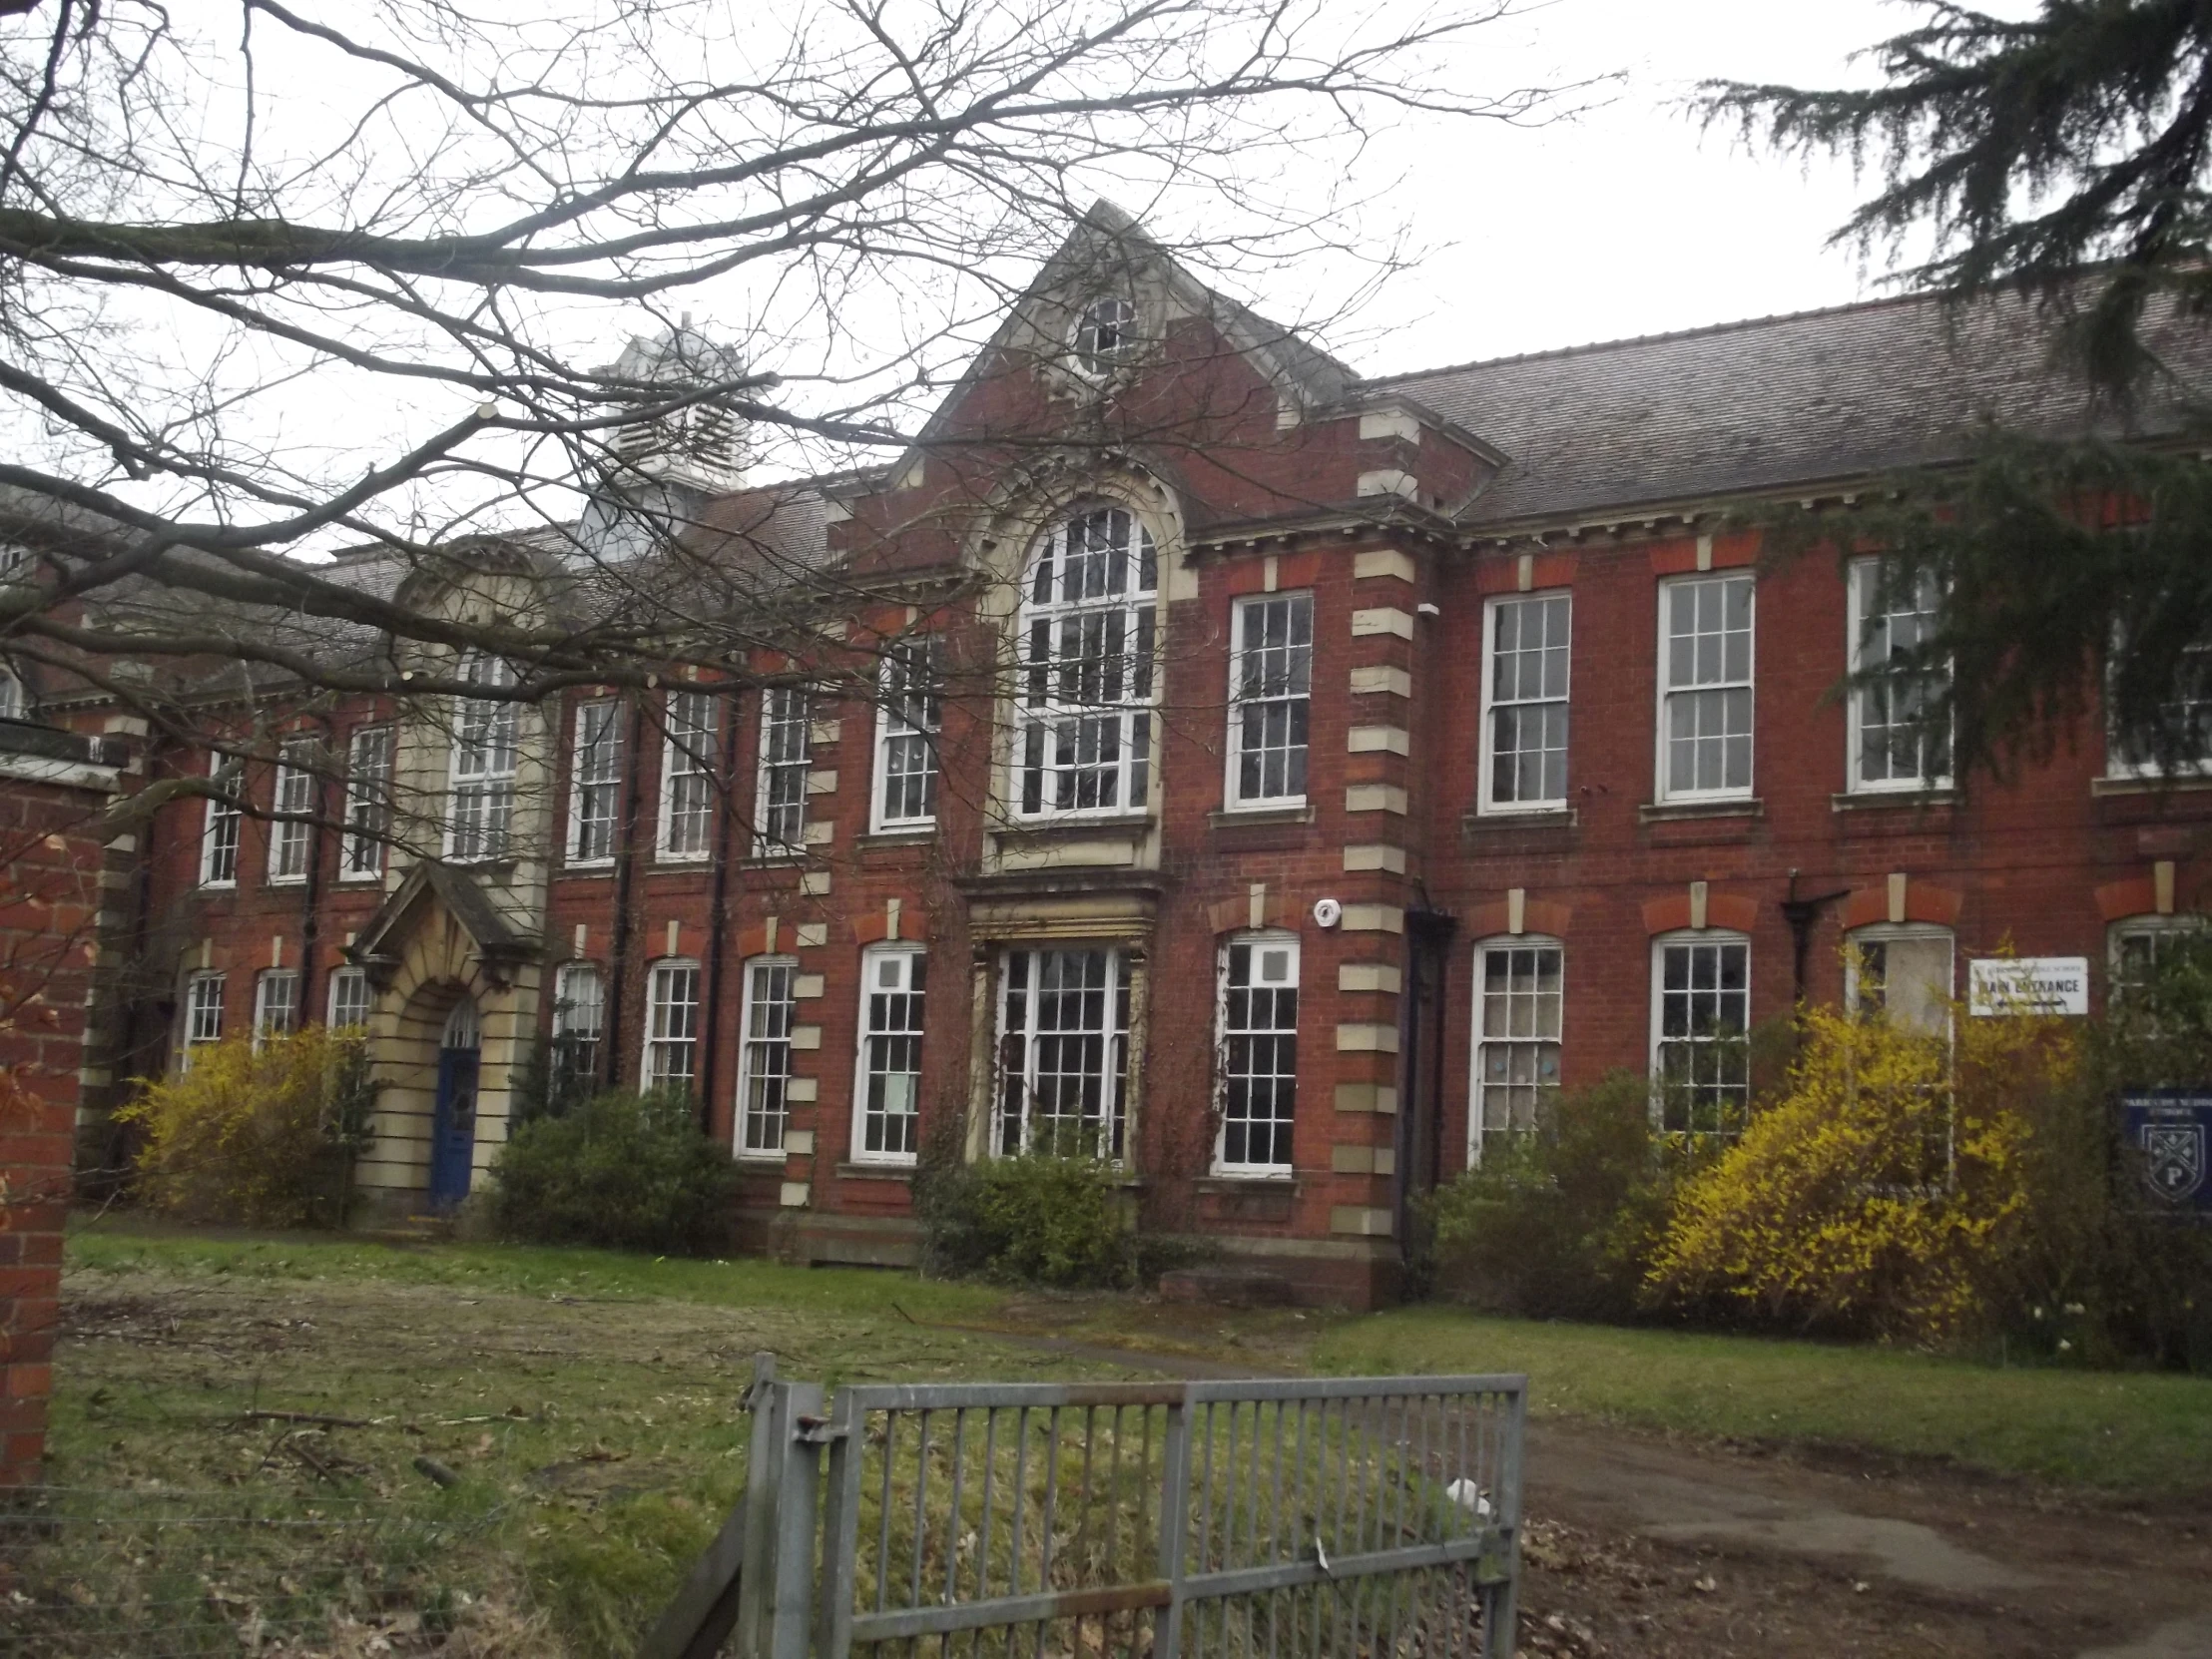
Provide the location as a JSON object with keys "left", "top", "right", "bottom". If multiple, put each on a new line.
{"left": 32, "top": 212, "right": 2212, "bottom": 1306}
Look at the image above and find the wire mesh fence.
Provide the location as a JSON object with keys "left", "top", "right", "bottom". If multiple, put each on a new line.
{"left": 0, "top": 1483, "right": 515, "bottom": 1658}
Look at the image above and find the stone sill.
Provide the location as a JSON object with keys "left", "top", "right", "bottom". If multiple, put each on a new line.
{"left": 836, "top": 1161, "right": 915, "bottom": 1182}
{"left": 555, "top": 862, "right": 616, "bottom": 878}
{"left": 1638, "top": 798, "right": 1763, "bottom": 825}
{"left": 1194, "top": 1175, "right": 1299, "bottom": 1195}
{"left": 994, "top": 813, "right": 1155, "bottom": 838}
{"left": 1461, "top": 806, "right": 1576, "bottom": 834}
{"left": 1831, "top": 789, "right": 1957, "bottom": 813}
{"left": 2090, "top": 775, "right": 2212, "bottom": 798}
{"left": 1208, "top": 805, "right": 1315, "bottom": 830}
{"left": 855, "top": 829, "right": 934, "bottom": 850}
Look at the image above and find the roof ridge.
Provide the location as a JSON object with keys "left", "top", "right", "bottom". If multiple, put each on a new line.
{"left": 1362, "top": 286, "right": 1936, "bottom": 387}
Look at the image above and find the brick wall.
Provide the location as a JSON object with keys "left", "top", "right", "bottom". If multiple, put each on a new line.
{"left": 0, "top": 725, "right": 121, "bottom": 1486}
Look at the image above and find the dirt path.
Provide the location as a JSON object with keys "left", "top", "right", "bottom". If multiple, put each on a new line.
{"left": 964, "top": 1325, "right": 2212, "bottom": 1659}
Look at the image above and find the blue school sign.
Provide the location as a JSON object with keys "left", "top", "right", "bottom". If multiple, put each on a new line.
{"left": 2119, "top": 1093, "right": 2212, "bottom": 1217}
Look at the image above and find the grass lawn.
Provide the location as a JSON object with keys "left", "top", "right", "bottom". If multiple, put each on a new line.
{"left": 37, "top": 1220, "right": 2212, "bottom": 1656}
{"left": 1316, "top": 1305, "right": 2212, "bottom": 1496}
{"left": 45, "top": 1221, "right": 1124, "bottom": 1657}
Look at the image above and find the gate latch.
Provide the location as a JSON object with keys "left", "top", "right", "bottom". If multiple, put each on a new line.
{"left": 794, "top": 1414, "right": 847, "bottom": 1445}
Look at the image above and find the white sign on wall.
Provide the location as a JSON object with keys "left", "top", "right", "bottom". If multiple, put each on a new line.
{"left": 1968, "top": 957, "right": 2090, "bottom": 1017}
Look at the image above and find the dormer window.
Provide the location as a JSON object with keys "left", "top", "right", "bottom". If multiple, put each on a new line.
{"left": 1072, "top": 297, "right": 1138, "bottom": 378}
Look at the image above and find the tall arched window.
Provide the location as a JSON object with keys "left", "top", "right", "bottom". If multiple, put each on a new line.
{"left": 447, "top": 650, "right": 518, "bottom": 860}
{"left": 1014, "top": 504, "right": 1157, "bottom": 818}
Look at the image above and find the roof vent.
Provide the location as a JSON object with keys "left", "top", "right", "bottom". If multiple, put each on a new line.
{"left": 600, "top": 319, "right": 749, "bottom": 495}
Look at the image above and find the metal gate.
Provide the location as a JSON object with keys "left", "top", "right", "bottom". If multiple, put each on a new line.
{"left": 643, "top": 1361, "right": 1525, "bottom": 1659}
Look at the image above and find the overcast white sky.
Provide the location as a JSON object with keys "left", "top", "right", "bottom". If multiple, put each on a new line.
{"left": 1326, "top": 0, "right": 1936, "bottom": 376}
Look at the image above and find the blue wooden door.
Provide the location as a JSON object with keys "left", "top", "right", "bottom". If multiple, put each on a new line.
{"left": 430, "top": 1045, "right": 479, "bottom": 1210}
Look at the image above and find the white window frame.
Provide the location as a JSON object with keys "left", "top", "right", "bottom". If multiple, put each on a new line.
{"left": 871, "top": 640, "right": 943, "bottom": 832}
{"left": 338, "top": 725, "right": 393, "bottom": 881}
{"left": 552, "top": 960, "right": 605, "bottom": 1090}
{"left": 326, "top": 966, "right": 371, "bottom": 1030}
{"left": 1011, "top": 506, "right": 1158, "bottom": 823}
{"left": 2109, "top": 915, "right": 2206, "bottom": 1000}
{"left": 269, "top": 739, "right": 316, "bottom": 885}
{"left": 1649, "top": 930, "right": 1753, "bottom": 1142}
{"left": 1844, "top": 924, "right": 1955, "bottom": 1038}
{"left": 1848, "top": 558, "right": 1951, "bottom": 794}
{"left": 2105, "top": 634, "right": 2212, "bottom": 780}
{"left": 1470, "top": 935, "right": 1564, "bottom": 1164}
{"left": 992, "top": 944, "right": 1133, "bottom": 1161}
{"left": 1479, "top": 591, "right": 1572, "bottom": 815}
{"left": 641, "top": 957, "right": 701, "bottom": 1097}
{"left": 737, "top": 955, "right": 799, "bottom": 1158}
{"left": 567, "top": 699, "right": 623, "bottom": 867}
{"left": 658, "top": 688, "right": 720, "bottom": 860}
{"left": 445, "top": 652, "right": 518, "bottom": 862}
{"left": 199, "top": 757, "right": 241, "bottom": 887}
{"left": 254, "top": 969, "right": 299, "bottom": 1048}
{"left": 1226, "top": 593, "right": 1313, "bottom": 811}
{"left": 1655, "top": 573, "right": 1756, "bottom": 804}
{"left": 0, "top": 666, "right": 27, "bottom": 720}
{"left": 1215, "top": 931, "right": 1299, "bottom": 1176}
{"left": 1072, "top": 296, "right": 1138, "bottom": 378}
{"left": 851, "top": 945, "right": 926, "bottom": 1165}
{"left": 754, "top": 687, "right": 812, "bottom": 856}
{"left": 181, "top": 970, "right": 226, "bottom": 1068}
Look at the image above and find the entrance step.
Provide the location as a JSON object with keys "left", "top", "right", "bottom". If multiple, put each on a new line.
{"left": 363, "top": 1213, "right": 456, "bottom": 1245}
{"left": 1156, "top": 1267, "right": 1297, "bottom": 1309}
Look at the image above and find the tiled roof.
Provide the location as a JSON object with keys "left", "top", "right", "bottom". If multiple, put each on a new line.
{"left": 1376, "top": 288, "right": 2212, "bottom": 528}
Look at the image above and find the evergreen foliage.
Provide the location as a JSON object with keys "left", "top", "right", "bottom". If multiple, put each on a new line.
{"left": 1703, "top": 0, "right": 2212, "bottom": 397}
{"left": 1706, "top": 2, "right": 2212, "bottom": 777}
{"left": 489, "top": 1089, "right": 737, "bottom": 1256}
{"left": 914, "top": 1150, "right": 1138, "bottom": 1289}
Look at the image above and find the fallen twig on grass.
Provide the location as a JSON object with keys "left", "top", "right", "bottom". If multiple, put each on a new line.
{"left": 241, "top": 1409, "right": 371, "bottom": 1428}
{"left": 412, "top": 1454, "right": 460, "bottom": 1488}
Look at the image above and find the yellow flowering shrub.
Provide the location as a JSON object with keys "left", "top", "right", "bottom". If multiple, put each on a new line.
{"left": 119, "top": 1025, "right": 376, "bottom": 1228}
{"left": 1646, "top": 999, "right": 2076, "bottom": 1343}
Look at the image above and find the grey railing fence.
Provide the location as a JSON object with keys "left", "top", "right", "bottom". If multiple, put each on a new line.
{"left": 641, "top": 1360, "right": 1525, "bottom": 1659}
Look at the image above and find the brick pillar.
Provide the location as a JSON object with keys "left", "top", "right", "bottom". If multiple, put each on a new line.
{"left": 0, "top": 725, "right": 125, "bottom": 1486}
{"left": 1, "top": 1072, "right": 71, "bottom": 1487}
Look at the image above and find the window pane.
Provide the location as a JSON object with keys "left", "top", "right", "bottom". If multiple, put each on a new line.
{"left": 1654, "top": 939, "right": 1751, "bottom": 1141}
{"left": 858, "top": 950, "right": 925, "bottom": 1159}
{"left": 1220, "top": 936, "right": 1298, "bottom": 1169}
{"left": 1473, "top": 943, "right": 1562, "bottom": 1161}
{"left": 740, "top": 959, "right": 797, "bottom": 1152}
{"left": 1485, "top": 595, "right": 1572, "bottom": 808}
{"left": 1233, "top": 594, "right": 1313, "bottom": 805}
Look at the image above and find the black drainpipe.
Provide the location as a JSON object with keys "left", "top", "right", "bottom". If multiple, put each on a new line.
{"left": 697, "top": 692, "right": 736, "bottom": 1130}
{"left": 1780, "top": 867, "right": 1852, "bottom": 1009}
{"left": 602, "top": 693, "right": 647, "bottom": 1087}
{"left": 296, "top": 716, "right": 333, "bottom": 1026}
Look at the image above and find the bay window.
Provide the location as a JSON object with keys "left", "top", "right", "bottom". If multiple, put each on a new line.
{"left": 995, "top": 945, "right": 1131, "bottom": 1159}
